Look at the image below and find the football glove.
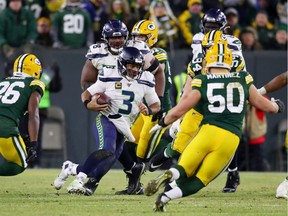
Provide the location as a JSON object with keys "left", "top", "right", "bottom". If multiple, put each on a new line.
{"left": 152, "top": 96, "right": 164, "bottom": 122}
{"left": 271, "top": 98, "right": 285, "bottom": 113}
{"left": 26, "top": 141, "right": 38, "bottom": 164}
{"left": 149, "top": 116, "right": 168, "bottom": 134}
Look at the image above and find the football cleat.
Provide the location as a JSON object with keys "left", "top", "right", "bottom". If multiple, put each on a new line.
{"left": 153, "top": 193, "right": 169, "bottom": 212}
{"left": 145, "top": 170, "right": 172, "bottom": 196}
{"left": 275, "top": 177, "right": 288, "bottom": 199}
{"left": 115, "top": 183, "right": 144, "bottom": 195}
{"left": 148, "top": 148, "right": 168, "bottom": 172}
{"left": 222, "top": 171, "right": 240, "bottom": 193}
{"left": 67, "top": 179, "right": 86, "bottom": 195}
{"left": 83, "top": 178, "right": 99, "bottom": 196}
{"left": 53, "top": 161, "right": 75, "bottom": 190}
{"left": 126, "top": 162, "right": 145, "bottom": 195}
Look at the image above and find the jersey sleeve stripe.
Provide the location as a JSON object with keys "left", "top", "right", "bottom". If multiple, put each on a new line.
{"left": 30, "top": 80, "right": 45, "bottom": 92}
{"left": 245, "top": 74, "right": 254, "bottom": 84}
{"left": 191, "top": 78, "right": 202, "bottom": 87}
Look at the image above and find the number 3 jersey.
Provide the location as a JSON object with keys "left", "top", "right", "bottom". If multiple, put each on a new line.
{"left": 0, "top": 76, "right": 45, "bottom": 136}
{"left": 192, "top": 71, "right": 253, "bottom": 138}
{"left": 87, "top": 66, "right": 160, "bottom": 141}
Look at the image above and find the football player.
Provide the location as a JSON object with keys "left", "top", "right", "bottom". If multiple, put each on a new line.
{"left": 53, "top": 47, "right": 161, "bottom": 194}
{"left": 0, "top": 53, "right": 45, "bottom": 176}
{"left": 149, "top": 9, "right": 246, "bottom": 193}
{"left": 77, "top": 19, "right": 165, "bottom": 196}
{"left": 114, "top": 19, "right": 173, "bottom": 195}
{"left": 145, "top": 43, "right": 285, "bottom": 212}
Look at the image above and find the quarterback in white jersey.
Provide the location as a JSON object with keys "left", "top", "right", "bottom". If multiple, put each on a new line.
{"left": 86, "top": 47, "right": 160, "bottom": 141}
{"left": 53, "top": 47, "right": 160, "bottom": 195}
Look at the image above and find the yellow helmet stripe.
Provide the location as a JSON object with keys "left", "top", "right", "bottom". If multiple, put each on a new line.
{"left": 133, "top": 20, "right": 146, "bottom": 32}
{"left": 16, "top": 53, "right": 29, "bottom": 72}
{"left": 217, "top": 43, "right": 225, "bottom": 64}
{"left": 208, "top": 30, "right": 216, "bottom": 42}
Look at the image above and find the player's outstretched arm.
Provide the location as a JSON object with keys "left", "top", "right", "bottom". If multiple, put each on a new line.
{"left": 259, "top": 71, "right": 288, "bottom": 95}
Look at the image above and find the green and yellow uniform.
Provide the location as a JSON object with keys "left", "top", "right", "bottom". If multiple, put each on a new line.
{"left": 167, "top": 53, "right": 246, "bottom": 158}
{"left": 177, "top": 71, "right": 253, "bottom": 190}
{"left": 0, "top": 76, "right": 44, "bottom": 173}
{"left": 132, "top": 47, "right": 172, "bottom": 160}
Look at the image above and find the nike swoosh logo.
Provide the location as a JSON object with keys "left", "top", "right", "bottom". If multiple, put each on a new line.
{"left": 150, "top": 163, "right": 162, "bottom": 170}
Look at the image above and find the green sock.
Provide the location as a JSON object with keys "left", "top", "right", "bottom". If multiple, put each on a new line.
{"left": 165, "top": 142, "right": 181, "bottom": 159}
{"left": 0, "top": 162, "right": 25, "bottom": 176}
{"left": 178, "top": 176, "right": 205, "bottom": 197}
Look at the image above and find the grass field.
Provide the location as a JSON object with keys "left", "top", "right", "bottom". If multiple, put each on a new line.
{"left": 0, "top": 169, "right": 287, "bottom": 216}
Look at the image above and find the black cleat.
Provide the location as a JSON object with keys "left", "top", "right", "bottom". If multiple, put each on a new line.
{"left": 83, "top": 178, "right": 99, "bottom": 196}
{"left": 115, "top": 183, "right": 144, "bottom": 195}
{"left": 222, "top": 171, "right": 240, "bottom": 193}
{"left": 118, "top": 163, "right": 145, "bottom": 195}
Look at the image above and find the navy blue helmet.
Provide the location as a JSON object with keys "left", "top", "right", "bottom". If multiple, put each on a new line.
{"left": 118, "top": 47, "right": 144, "bottom": 79}
{"left": 102, "top": 19, "right": 129, "bottom": 41}
{"left": 102, "top": 20, "right": 129, "bottom": 53}
{"left": 201, "top": 9, "right": 227, "bottom": 34}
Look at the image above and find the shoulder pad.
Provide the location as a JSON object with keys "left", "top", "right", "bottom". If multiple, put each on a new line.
{"left": 140, "top": 71, "right": 155, "bottom": 83}
{"left": 86, "top": 42, "right": 108, "bottom": 59}
{"left": 226, "top": 35, "right": 242, "bottom": 52}
{"left": 30, "top": 79, "right": 45, "bottom": 95}
{"left": 126, "top": 40, "right": 150, "bottom": 55}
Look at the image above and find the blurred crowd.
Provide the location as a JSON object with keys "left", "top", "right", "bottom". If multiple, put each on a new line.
{"left": 0, "top": 0, "right": 286, "bottom": 58}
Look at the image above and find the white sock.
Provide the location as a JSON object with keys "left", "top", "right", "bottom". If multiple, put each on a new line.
{"left": 169, "top": 168, "right": 180, "bottom": 181}
{"left": 77, "top": 172, "right": 87, "bottom": 184}
{"left": 70, "top": 164, "right": 78, "bottom": 176}
{"left": 162, "top": 187, "right": 183, "bottom": 203}
{"left": 228, "top": 167, "right": 238, "bottom": 172}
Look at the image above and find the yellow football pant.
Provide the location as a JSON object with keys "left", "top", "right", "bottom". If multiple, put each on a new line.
{"left": 130, "top": 114, "right": 158, "bottom": 159}
{"left": 172, "top": 108, "right": 203, "bottom": 153}
{"left": 0, "top": 136, "right": 28, "bottom": 168}
{"left": 179, "top": 124, "right": 239, "bottom": 186}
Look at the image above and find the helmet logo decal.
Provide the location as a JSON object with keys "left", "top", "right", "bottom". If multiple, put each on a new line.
{"left": 35, "top": 58, "right": 41, "bottom": 65}
{"left": 147, "top": 24, "right": 155, "bottom": 31}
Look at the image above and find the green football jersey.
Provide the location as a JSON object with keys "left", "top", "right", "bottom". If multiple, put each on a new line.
{"left": 152, "top": 47, "right": 172, "bottom": 112}
{"left": 0, "top": 76, "right": 45, "bottom": 137}
{"left": 192, "top": 71, "right": 253, "bottom": 137}
{"left": 187, "top": 53, "right": 246, "bottom": 114}
{"left": 53, "top": 8, "right": 91, "bottom": 48}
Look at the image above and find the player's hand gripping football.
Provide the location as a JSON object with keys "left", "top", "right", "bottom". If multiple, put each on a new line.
{"left": 89, "top": 94, "right": 109, "bottom": 111}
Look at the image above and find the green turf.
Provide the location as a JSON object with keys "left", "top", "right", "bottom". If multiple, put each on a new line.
{"left": 0, "top": 169, "right": 287, "bottom": 216}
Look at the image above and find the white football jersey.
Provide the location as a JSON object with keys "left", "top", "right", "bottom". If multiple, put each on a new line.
{"left": 87, "top": 65, "right": 160, "bottom": 141}
{"left": 191, "top": 32, "right": 244, "bottom": 59}
{"left": 85, "top": 40, "right": 157, "bottom": 77}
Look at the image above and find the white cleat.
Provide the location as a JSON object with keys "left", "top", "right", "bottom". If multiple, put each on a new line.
{"left": 276, "top": 178, "right": 288, "bottom": 200}
{"left": 53, "top": 161, "right": 74, "bottom": 190}
{"left": 67, "top": 179, "right": 86, "bottom": 195}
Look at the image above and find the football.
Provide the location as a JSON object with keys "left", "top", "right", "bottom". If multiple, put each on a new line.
{"left": 94, "top": 92, "right": 111, "bottom": 105}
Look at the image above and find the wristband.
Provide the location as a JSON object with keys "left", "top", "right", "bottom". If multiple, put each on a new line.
{"left": 258, "top": 87, "right": 267, "bottom": 95}
{"left": 158, "top": 117, "right": 168, "bottom": 127}
{"left": 84, "top": 99, "right": 91, "bottom": 109}
{"left": 147, "top": 106, "right": 153, "bottom": 115}
{"left": 29, "top": 141, "right": 38, "bottom": 148}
